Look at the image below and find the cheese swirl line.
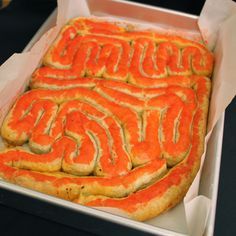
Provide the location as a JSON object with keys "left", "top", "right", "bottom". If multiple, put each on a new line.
{"left": 0, "top": 74, "right": 209, "bottom": 221}
{"left": 2, "top": 81, "right": 197, "bottom": 170}
{"left": 0, "top": 151, "right": 167, "bottom": 200}
{"left": 40, "top": 18, "right": 213, "bottom": 84}
{"left": 75, "top": 74, "right": 211, "bottom": 221}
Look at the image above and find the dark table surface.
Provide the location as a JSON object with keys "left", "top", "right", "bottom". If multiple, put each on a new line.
{"left": 0, "top": 0, "right": 235, "bottom": 235}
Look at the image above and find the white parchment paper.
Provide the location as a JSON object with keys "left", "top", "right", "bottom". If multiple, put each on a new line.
{"left": 0, "top": 0, "right": 236, "bottom": 235}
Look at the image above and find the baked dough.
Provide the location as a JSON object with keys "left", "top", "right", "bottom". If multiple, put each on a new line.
{"left": 0, "top": 18, "right": 213, "bottom": 221}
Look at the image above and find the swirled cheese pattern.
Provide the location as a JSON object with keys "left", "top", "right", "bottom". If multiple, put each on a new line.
{"left": 0, "top": 18, "right": 212, "bottom": 221}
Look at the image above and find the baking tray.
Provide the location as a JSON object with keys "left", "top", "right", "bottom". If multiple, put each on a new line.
{"left": 0, "top": 1, "right": 224, "bottom": 235}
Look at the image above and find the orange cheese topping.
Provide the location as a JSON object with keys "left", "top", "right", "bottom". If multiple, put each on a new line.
{"left": 0, "top": 18, "right": 212, "bottom": 221}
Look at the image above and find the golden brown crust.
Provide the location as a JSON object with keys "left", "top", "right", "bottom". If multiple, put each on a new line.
{"left": 0, "top": 18, "right": 212, "bottom": 221}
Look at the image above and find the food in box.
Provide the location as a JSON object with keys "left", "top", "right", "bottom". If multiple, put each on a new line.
{"left": 0, "top": 17, "right": 213, "bottom": 221}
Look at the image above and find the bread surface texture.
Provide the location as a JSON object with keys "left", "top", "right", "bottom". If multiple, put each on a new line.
{"left": 0, "top": 18, "right": 213, "bottom": 221}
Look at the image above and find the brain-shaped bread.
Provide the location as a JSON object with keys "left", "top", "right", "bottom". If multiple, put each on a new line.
{"left": 0, "top": 18, "right": 212, "bottom": 221}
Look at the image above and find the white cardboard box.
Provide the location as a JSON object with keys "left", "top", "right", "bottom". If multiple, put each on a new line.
{"left": 0, "top": 1, "right": 226, "bottom": 235}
